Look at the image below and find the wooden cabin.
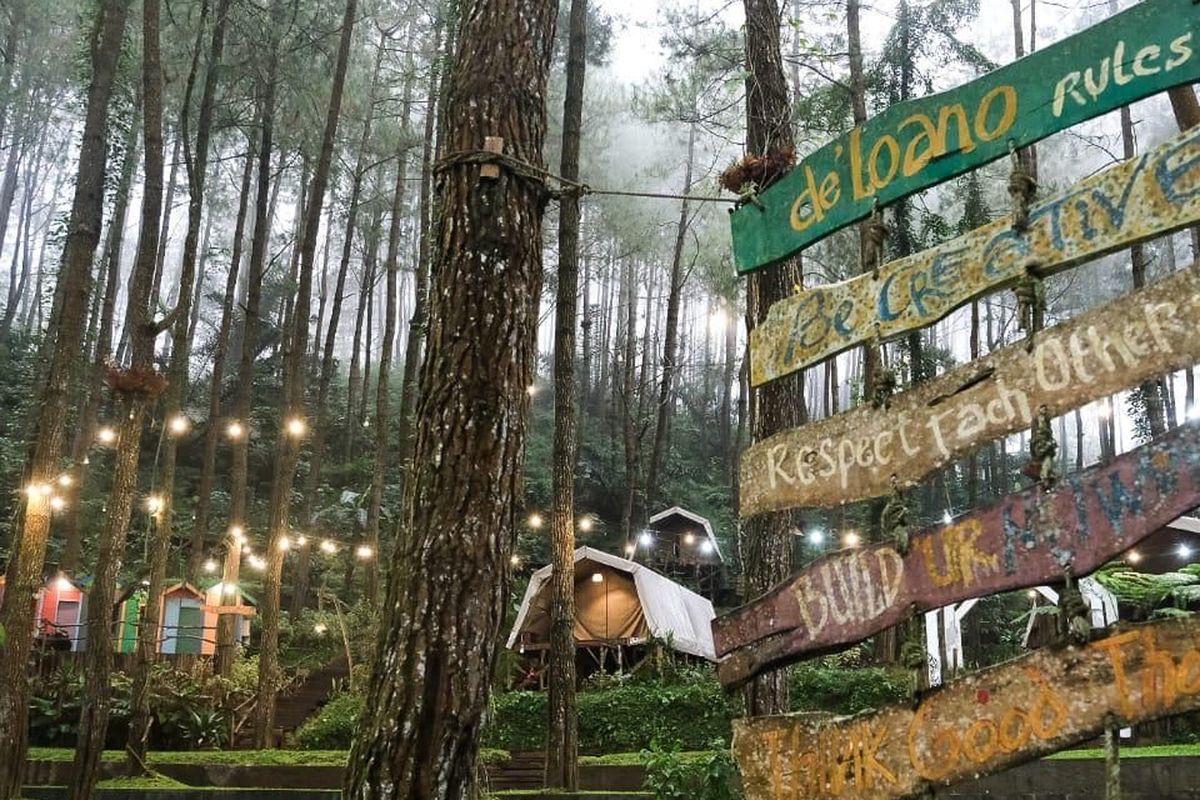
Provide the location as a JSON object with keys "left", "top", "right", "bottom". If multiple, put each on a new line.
{"left": 636, "top": 506, "right": 730, "bottom": 603}
{"left": 200, "top": 581, "right": 254, "bottom": 655}
{"left": 0, "top": 572, "right": 88, "bottom": 651}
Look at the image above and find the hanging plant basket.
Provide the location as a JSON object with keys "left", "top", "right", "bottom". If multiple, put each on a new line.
{"left": 719, "top": 147, "right": 796, "bottom": 195}
{"left": 105, "top": 364, "right": 169, "bottom": 398}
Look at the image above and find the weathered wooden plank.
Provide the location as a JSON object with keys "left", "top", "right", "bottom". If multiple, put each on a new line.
{"left": 731, "top": 0, "right": 1200, "bottom": 273}
{"left": 734, "top": 617, "right": 1200, "bottom": 800}
{"left": 749, "top": 124, "right": 1200, "bottom": 384}
{"left": 716, "top": 420, "right": 1200, "bottom": 685}
{"left": 740, "top": 264, "right": 1200, "bottom": 516}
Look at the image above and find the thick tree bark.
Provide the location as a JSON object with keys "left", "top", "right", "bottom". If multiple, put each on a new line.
{"left": 342, "top": 0, "right": 557, "bottom": 794}
{"left": 253, "top": 0, "right": 356, "bottom": 747}
{"left": 69, "top": 0, "right": 165, "bottom": 795}
{"left": 0, "top": 3, "right": 131, "bottom": 795}
{"left": 740, "top": 0, "right": 805, "bottom": 718}
{"left": 645, "top": 121, "right": 695, "bottom": 508}
{"left": 545, "top": 0, "right": 587, "bottom": 788}
{"left": 128, "top": 0, "right": 228, "bottom": 767}
{"left": 191, "top": 134, "right": 254, "bottom": 585}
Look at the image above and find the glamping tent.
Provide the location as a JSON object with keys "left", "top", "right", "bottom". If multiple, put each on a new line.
{"left": 506, "top": 546, "right": 717, "bottom": 664}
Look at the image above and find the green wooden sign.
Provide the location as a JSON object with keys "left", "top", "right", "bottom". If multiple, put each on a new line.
{"left": 731, "top": 0, "right": 1200, "bottom": 273}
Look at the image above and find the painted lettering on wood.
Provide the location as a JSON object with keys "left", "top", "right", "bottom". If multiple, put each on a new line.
{"left": 740, "top": 265, "right": 1200, "bottom": 516}
{"left": 734, "top": 617, "right": 1200, "bottom": 800}
{"left": 731, "top": 0, "right": 1200, "bottom": 273}
{"left": 749, "top": 124, "right": 1200, "bottom": 384}
{"left": 716, "top": 421, "right": 1200, "bottom": 687}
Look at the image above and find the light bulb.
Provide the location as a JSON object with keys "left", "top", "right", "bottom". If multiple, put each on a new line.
{"left": 168, "top": 415, "right": 190, "bottom": 435}
{"left": 97, "top": 426, "right": 117, "bottom": 445}
{"left": 285, "top": 416, "right": 308, "bottom": 438}
{"left": 226, "top": 420, "right": 245, "bottom": 440}
{"left": 527, "top": 513, "right": 543, "bottom": 529}
{"left": 203, "top": 558, "right": 218, "bottom": 574}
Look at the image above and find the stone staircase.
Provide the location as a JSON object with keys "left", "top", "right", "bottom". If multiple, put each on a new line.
{"left": 273, "top": 655, "right": 350, "bottom": 739}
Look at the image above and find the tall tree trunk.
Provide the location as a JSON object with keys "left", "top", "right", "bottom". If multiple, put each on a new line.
{"left": 0, "top": 2, "right": 131, "bottom": 795}
{"left": 218, "top": 0, "right": 286, "bottom": 680}
{"left": 149, "top": 133, "right": 182, "bottom": 313}
{"left": 740, "top": 0, "right": 805, "bottom": 718}
{"left": 191, "top": 133, "right": 254, "bottom": 584}
{"left": 394, "top": 23, "right": 442, "bottom": 501}
{"left": 364, "top": 35, "right": 415, "bottom": 606}
{"left": 720, "top": 307, "right": 735, "bottom": 485}
{"left": 846, "top": 0, "right": 881, "bottom": 396}
{"left": 545, "top": 0, "right": 586, "bottom": 788}
{"left": 619, "top": 258, "right": 639, "bottom": 549}
{"left": 129, "top": 0, "right": 228, "bottom": 767}
{"left": 69, "top": 0, "right": 164, "bottom": 794}
{"left": 253, "top": 0, "right": 356, "bottom": 747}
{"left": 343, "top": 0, "right": 557, "bottom": 793}
{"left": 347, "top": 205, "right": 381, "bottom": 447}
{"left": 1118, "top": 91, "right": 1165, "bottom": 437}
{"left": 296, "top": 40, "right": 387, "bottom": 612}
{"left": 645, "top": 121, "right": 695, "bottom": 508}
{"left": 61, "top": 102, "right": 141, "bottom": 575}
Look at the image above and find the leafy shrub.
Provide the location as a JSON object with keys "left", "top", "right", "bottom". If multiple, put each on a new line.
{"left": 294, "top": 691, "right": 364, "bottom": 750}
{"left": 642, "top": 741, "right": 740, "bottom": 800}
{"left": 484, "top": 675, "right": 740, "bottom": 753}
{"left": 788, "top": 664, "right": 907, "bottom": 716}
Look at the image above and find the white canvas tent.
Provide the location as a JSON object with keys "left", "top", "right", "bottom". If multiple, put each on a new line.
{"left": 506, "top": 546, "right": 717, "bottom": 661}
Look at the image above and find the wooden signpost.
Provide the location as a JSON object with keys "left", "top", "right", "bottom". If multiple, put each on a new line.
{"left": 734, "top": 617, "right": 1200, "bottom": 800}
{"left": 748, "top": 124, "right": 1200, "bottom": 385}
{"left": 739, "top": 265, "right": 1200, "bottom": 516}
{"left": 730, "top": 0, "right": 1200, "bottom": 273}
{"left": 716, "top": 420, "right": 1200, "bottom": 688}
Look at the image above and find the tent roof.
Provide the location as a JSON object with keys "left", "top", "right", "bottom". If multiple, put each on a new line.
{"left": 506, "top": 546, "right": 716, "bottom": 661}
{"left": 648, "top": 505, "right": 724, "bottom": 561}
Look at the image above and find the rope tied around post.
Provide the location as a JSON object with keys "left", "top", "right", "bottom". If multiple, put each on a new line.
{"left": 1030, "top": 404, "right": 1059, "bottom": 489}
{"left": 1014, "top": 260, "right": 1046, "bottom": 352}
{"left": 1058, "top": 569, "right": 1092, "bottom": 646}
{"left": 436, "top": 146, "right": 735, "bottom": 206}
{"left": 881, "top": 475, "right": 911, "bottom": 555}
{"left": 866, "top": 200, "right": 890, "bottom": 280}
{"left": 1008, "top": 143, "right": 1038, "bottom": 232}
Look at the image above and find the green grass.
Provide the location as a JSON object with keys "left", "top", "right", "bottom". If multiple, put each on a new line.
{"left": 27, "top": 747, "right": 512, "bottom": 768}
{"left": 490, "top": 793, "right": 651, "bottom": 797}
{"left": 578, "top": 751, "right": 713, "bottom": 767}
{"left": 1048, "top": 743, "right": 1200, "bottom": 759}
{"left": 96, "top": 775, "right": 188, "bottom": 790}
